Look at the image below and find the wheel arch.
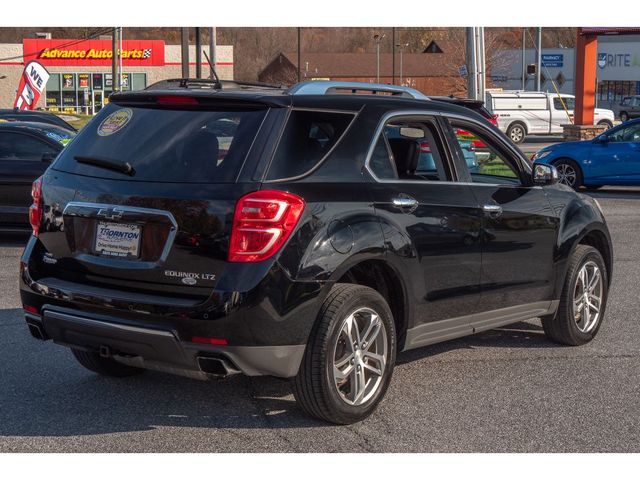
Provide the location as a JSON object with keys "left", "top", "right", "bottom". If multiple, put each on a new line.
{"left": 330, "top": 258, "right": 410, "bottom": 350}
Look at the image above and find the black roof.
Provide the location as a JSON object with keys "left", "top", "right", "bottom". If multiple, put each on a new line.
{"left": 0, "top": 121, "right": 77, "bottom": 137}
{"left": 0, "top": 109, "right": 77, "bottom": 131}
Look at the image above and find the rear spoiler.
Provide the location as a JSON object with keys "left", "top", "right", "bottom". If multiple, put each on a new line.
{"left": 109, "top": 89, "right": 291, "bottom": 109}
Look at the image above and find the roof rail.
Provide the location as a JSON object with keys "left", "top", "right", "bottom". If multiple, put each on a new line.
{"left": 145, "top": 78, "right": 284, "bottom": 91}
{"left": 286, "top": 81, "right": 429, "bottom": 100}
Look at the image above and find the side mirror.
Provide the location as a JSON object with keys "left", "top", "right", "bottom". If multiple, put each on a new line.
{"left": 594, "top": 135, "right": 608, "bottom": 144}
{"left": 41, "top": 152, "right": 57, "bottom": 163}
{"left": 532, "top": 163, "right": 558, "bottom": 186}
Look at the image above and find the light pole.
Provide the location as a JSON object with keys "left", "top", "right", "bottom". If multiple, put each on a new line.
{"left": 373, "top": 33, "right": 385, "bottom": 83}
{"left": 396, "top": 43, "right": 409, "bottom": 85}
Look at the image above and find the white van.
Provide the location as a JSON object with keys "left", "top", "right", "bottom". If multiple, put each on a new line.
{"left": 485, "top": 91, "right": 615, "bottom": 144}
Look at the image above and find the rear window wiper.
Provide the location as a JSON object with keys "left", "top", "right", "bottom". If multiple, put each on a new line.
{"left": 74, "top": 155, "right": 136, "bottom": 177}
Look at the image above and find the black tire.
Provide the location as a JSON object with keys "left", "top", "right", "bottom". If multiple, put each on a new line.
{"left": 506, "top": 122, "right": 526, "bottom": 144}
{"left": 553, "top": 158, "right": 583, "bottom": 189}
{"left": 542, "top": 245, "right": 608, "bottom": 346}
{"left": 71, "top": 348, "right": 145, "bottom": 377}
{"left": 293, "top": 283, "right": 396, "bottom": 424}
{"left": 620, "top": 112, "right": 629, "bottom": 123}
{"left": 597, "top": 120, "right": 613, "bottom": 130}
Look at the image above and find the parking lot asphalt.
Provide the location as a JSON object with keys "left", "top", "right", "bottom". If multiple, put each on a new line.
{"left": 519, "top": 136, "right": 562, "bottom": 155}
{"left": 1, "top": 187, "right": 639, "bottom": 452}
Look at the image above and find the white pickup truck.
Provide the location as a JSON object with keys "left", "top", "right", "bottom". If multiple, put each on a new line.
{"left": 485, "top": 91, "right": 615, "bottom": 144}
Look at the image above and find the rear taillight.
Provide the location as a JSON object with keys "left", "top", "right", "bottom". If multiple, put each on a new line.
{"left": 229, "top": 190, "right": 305, "bottom": 263}
{"left": 490, "top": 114, "right": 498, "bottom": 126}
{"left": 29, "top": 176, "right": 43, "bottom": 236}
{"left": 420, "top": 142, "right": 431, "bottom": 153}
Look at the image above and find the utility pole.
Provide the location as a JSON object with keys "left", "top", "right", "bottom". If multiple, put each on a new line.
{"left": 111, "top": 27, "right": 118, "bottom": 93}
{"left": 119, "top": 27, "right": 123, "bottom": 91}
{"left": 181, "top": 27, "right": 189, "bottom": 78}
{"left": 535, "top": 27, "right": 542, "bottom": 91}
{"left": 374, "top": 33, "right": 385, "bottom": 83}
{"left": 297, "top": 28, "right": 301, "bottom": 83}
{"left": 209, "top": 27, "right": 216, "bottom": 80}
{"left": 521, "top": 28, "right": 526, "bottom": 90}
{"left": 391, "top": 27, "right": 396, "bottom": 85}
{"left": 466, "top": 27, "right": 478, "bottom": 100}
{"left": 396, "top": 43, "right": 408, "bottom": 85}
{"left": 477, "top": 27, "right": 486, "bottom": 102}
{"left": 195, "top": 27, "right": 202, "bottom": 79}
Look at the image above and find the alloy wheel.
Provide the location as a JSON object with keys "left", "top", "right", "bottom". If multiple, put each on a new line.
{"left": 509, "top": 126, "right": 524, "bottom": 143}
{"left": 332, "top": 307, "right": 388, "bottom": 406}
{"left": 573, "top": 260, "right": 603, "bottom": 333}
{"left": 557, "top": 163, "right": 577, "bottom": 187}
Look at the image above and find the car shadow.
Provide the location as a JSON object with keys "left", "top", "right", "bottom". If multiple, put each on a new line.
{"left": 0, "top": 310, "right": 559, "bottom": 439}
{"left": 396, "top": 320, "right": 557, "bottom": 365}
{"left": 0, "top": 231, "right": 30, "bottom": 248}
{"left": 582, "top": 187, "right": 640, "bottom": 200}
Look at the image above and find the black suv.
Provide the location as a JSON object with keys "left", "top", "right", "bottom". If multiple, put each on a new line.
{"left": 20, "top": 80, "right": 613, "bottom": 424}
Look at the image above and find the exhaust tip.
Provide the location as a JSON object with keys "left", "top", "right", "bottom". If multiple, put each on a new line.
{"left": 197, "top": 355, "right": 239, "bottom": 377}
{"left": 27, "top": 322, "right": 47, "bottom": 341}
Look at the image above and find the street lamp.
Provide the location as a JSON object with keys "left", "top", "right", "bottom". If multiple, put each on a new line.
{"left": 373, "top": 33, "right": 386, "bottom": 83}
{"left": 396, "top": 43, "right": 409, "bottom": 85}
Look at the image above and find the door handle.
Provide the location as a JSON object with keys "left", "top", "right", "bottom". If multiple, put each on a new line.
{"left": 482, "top": 204, "right": 503, "bottom": 217}
{"left": 392, "top": 195, "right": 418, "bottom": 212}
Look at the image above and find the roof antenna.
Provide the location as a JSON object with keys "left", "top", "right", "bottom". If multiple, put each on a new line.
{"left": 203, "top": 50, "right": 223, "bottom": 89}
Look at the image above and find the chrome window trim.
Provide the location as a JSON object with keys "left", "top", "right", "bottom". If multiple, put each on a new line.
{"left": 363, "top": 109, "right": 534, "bottom": 187}
{"left": 364, "top": 109, "right": 458, "bottom": 185}
{"left": 442, "top": 111, "right": 533, "bottom": 175}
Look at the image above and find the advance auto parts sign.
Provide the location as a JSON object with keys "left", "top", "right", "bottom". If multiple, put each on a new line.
{"left": 23, "top": 39, "right": 165, "bottom": 67}
{"left": 97, "top": 108, "right": 133, "bottom": 136}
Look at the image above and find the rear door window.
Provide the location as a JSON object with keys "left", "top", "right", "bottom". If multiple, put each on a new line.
{"left": 52, "top": 104, "right": 268, "bottom": 183}
{"left": 266, "top": 109, "right": 354, "bottom": 180}
{"left": 0, "top": 132, "right": 58, "bottom": 161}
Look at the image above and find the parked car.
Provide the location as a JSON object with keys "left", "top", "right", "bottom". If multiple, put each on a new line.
{"left": 431, "top": 96, "right": 499, "bottom": 126}
{"left": 532, "top": 118, "right": 640, "bottom": 189}
{"left": 21, "top": 80, "right": 612, "bottom": 424}
{"left": 618, "top": 96, "right": 640, "bottom": 122}
{"left": 0, "top": 122, "right": 75, "bottom": 231}
{"left": 0, "top": 108, "right": 77, "bottom": 131}
{"left": 485, "top": 91, "right": 615, "bottom": 143}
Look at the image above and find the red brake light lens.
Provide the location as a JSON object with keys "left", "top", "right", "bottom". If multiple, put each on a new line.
{"left": 29, "top": 176, "right": 43, "bottom": 237}
{"left": 192, "top": 336, "right": 228, "bottom": 346}
{"left": 420, "top": 142, "right": 431, "bottom": 153}
{"left": 156, "top": 95, "right": 199, "bottom": 106}
{"left": 23, "top": 305, "right": 39, "bottom": 315}
{"left": 490, "top": 114, "right": 498, "bottom": 126}
{"left": 229, "top": 190, "right": 305, "bottom": 263}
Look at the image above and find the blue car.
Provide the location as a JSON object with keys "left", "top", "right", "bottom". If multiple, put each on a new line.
{"left": 532, "top": 118, "right": 640, "bottom": 189}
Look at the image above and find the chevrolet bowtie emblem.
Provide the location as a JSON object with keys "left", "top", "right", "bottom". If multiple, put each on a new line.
{"left": 97, "top": 207, "right": 125, "bottom": 220}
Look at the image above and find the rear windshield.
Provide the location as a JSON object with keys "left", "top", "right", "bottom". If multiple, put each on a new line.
{"left": 52, "top": 104, "right": 267, "bottom": 183}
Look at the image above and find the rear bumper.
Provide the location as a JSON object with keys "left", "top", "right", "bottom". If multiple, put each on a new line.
{"left": 28, "top": 308, "right": 305, "bottom": 379}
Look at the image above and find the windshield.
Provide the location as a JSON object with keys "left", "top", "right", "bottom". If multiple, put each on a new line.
{"left": 40, "top": 125, "right": 76, "bottom": 146}
{"left": 52, "top": 103, "right": 268, "bottom": 183}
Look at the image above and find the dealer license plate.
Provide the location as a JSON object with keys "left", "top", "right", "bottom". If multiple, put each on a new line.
{"left": 94, "top": 222, "right": 141, "bottom": 258}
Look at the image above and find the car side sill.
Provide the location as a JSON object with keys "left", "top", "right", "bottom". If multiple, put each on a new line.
{"left": 403, "top": 300, "right": 559, "bottom": 351}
